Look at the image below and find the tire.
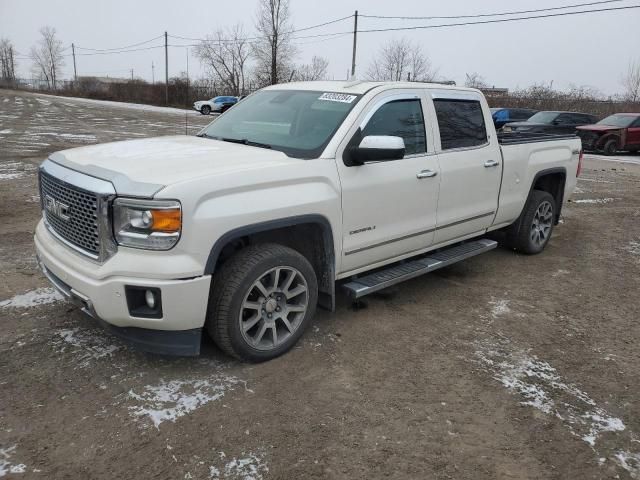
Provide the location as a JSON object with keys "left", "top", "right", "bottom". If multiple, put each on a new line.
{"left": 201, "top": 105, "right": 211, "bottom": 115}
{"left": 506, "top": 190, "right": 556, "bottom": 254}
{"left": 206, "top": 243, "right": 318, "bottom": 362}
{"left": 603, "top": 138, "right": 618, "bottom": 156}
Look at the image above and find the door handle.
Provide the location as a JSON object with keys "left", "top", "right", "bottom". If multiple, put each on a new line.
{"left": 416, "top": 169, "right": 438, "bottom": 179}
{"left": 484, "top": 160, "right": 500, "bottom": 168}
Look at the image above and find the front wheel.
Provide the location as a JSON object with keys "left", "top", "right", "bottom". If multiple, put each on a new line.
{"left": 201, "top": 105, "right": 211, "bottom": 115}
{"left": 206, "top": 244, "right": 318, "bottom": 362}
{"left": 507, "top": 190, "right": 556, "bottom": 254}
{"left": 603, "top": 138, "right": 618, "bottom": 156}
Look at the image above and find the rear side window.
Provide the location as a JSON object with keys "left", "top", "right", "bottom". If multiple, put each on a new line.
{"left": 434, "top": 99, "right": 487, "bottom": 150}
{"left": 362, "top": 99, "right": 426, "bottom": 156}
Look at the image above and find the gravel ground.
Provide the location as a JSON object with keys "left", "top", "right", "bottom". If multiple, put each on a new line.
{"left": 1, "top": 89, "right": 640, "bottom": 479}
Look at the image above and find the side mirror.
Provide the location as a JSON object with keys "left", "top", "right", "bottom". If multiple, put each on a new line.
{"left": 350, "top": 135, "right": 405, "bottom": 164}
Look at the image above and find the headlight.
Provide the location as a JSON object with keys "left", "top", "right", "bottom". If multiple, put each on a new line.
{"left": 113, "top": 198, "right": 181, "bottom": 250}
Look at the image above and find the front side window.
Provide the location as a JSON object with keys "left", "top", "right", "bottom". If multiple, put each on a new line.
{"left": 433, "top": 99, "right": 487, "bottom": 150}
{"left": 362, "top": 99, "right": 426, "bottom": 156}
{"left": 598, "top": 114, "right": 636, "bottom": 128}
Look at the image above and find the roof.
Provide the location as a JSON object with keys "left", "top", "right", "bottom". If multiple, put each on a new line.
{"left": 263, "top": 80, "right": 480, "bottom": 96}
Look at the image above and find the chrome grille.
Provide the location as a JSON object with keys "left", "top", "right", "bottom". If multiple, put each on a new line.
{"left": 40, "top": 170, "right": 100, "bottom": 256}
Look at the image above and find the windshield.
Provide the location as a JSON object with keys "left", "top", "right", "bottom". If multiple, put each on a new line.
{"left": 526, "top": 112, "right": 560, "bottom": 124}
{"left": 199, "top": 90, "right": 361, "bottom": 159}
{"left": 597, "top": 114, "right": 637, "bottom": 128}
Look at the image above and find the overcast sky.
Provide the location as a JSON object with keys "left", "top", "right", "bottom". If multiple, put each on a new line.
{"left": 1, "top": 0, "right": 639, "bottom": 95}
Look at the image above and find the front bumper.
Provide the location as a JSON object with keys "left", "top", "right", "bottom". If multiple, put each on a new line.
{"left": 35, "top": 221, "right": 212, "bottom": 356}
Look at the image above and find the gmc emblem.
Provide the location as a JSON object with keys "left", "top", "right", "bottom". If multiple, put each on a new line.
{"left": 44, "top": 194, "right": 70, "bottom": 221}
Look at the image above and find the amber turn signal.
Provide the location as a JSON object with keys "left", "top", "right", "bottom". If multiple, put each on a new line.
{"left": 150, "top": 208, "right": 182, "bottom": 232}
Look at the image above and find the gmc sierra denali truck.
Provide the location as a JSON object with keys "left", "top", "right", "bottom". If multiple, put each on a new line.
{"left": 35, "top": 81, "right": 582, "bottom": 361}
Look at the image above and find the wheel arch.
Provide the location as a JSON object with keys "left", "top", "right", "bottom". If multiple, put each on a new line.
{"left": 204, "top": 215, "right": 336, "bottom": 311}
{"left": 511, "top": 167, "right": 566, "bottom": 235}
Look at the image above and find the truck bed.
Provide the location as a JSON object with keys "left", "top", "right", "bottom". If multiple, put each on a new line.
{"left": 497, "top": 131, "right": 578, "bottom": 145}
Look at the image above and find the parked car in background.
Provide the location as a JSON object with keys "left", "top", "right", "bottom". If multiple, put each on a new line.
{"left": 576, "top": 113, "right": 640, "bottom": 155}
{"left": 490, "top": 107, "right": 538, "bottom": 129}
{"left": 503, "top": 111, "right": 598, "bottom": 135}
{"left": 193, "top": 96, "right": 238, "bottom": 115}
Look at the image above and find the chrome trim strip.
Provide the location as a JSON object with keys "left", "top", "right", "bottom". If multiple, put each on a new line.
{"left": 41, "top": 158, "right": 116, "bottom": 195}
{"left": 344, "top": 211, "right": 495, "bottom": 256}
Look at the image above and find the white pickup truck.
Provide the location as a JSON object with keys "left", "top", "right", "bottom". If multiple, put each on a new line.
{"left": 35, "top": 81, "right": 582, "bottom": 361}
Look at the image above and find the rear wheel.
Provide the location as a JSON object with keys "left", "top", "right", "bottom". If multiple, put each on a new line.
{"left": 506, "top": 190, "right": 556, "bottom": 254}
{"left": 201, "top": 105, "right": 211, "bottom": 115}
{"left": 603, "top": 138, "right": 618, "bottom": 156}
{"left": 206, "top": 244, "right": 318, "bottom": 362}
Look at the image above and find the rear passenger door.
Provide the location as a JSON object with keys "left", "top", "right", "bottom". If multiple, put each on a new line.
{"left": 429, "top": 91, "right": 502, "bottom": 245}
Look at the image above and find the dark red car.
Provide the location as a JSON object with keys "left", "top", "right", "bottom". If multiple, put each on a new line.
{"left": 576, "top": 113, "right": 640, "bottom": 155}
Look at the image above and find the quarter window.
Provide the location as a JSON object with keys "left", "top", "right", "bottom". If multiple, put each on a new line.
{"left": 434, "top": 99, "right": 487, "bottom": 150}
{"left": 362, "top": 99, "right": 426, "bottom": 156}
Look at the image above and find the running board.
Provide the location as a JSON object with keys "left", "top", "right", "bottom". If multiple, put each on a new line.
{"left": 342, "top": 239, "right": 498, "bottom": 299}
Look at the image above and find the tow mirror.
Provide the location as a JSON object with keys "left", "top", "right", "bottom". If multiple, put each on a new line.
{"left": 350, "top": 135, "right": 405, "bottom": 164}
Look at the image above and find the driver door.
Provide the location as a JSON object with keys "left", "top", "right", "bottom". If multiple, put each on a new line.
{"left": 336, "top": 91, "right": 441, "bottom": 275}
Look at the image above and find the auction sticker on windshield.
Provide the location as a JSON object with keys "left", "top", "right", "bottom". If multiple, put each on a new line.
{"left": 318, "top": 93, "right": 357, "bottom": 103}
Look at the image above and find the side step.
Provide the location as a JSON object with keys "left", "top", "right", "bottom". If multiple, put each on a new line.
{"left": 342, "top": 239, "right": 498, "bottom": 299}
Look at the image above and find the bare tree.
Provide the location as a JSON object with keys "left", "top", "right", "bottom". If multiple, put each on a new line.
{"left": 253, "top": 0, "right": 296, "bottom": 86}
{"left": 293, "top": 56, "right": 329, "bottom": 81}
{"left": 621, "top": 59, "right": 640, "bottom": 102}
{"left": 29, "top": 26, "right": 65, "bottom": 90}
{"left": 195, "top": 24, "right": 252, "bottom": 95}
{"left": 366, "top": 38, "right": 437, "bottom": 82}
{"left": 464, "top": 72, "right": 488, "bottom": 89}
{"left": 0, "top": 38, "right": 17, "bottom": 83}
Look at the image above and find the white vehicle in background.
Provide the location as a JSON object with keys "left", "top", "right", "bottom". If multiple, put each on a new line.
{"left": 35, "top": 81, "right": 582, "bottom": 362}
{"left": 193, "top": 96, "right": 238, "bottom": 115}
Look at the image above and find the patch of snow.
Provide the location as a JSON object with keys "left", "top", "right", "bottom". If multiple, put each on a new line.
{"left": 26, "top": 132, "right": 96, "bottom": 141}
{"left": 0, "top": 445, "right": 26, "bottom": 477}
{"left": 32, "top": 92, "right": 203, "bottom": 116}
{"left": 475, "top": 338, "right": 640, "bottom": 477}
{"left": 614, "top": 451, "right": 640, "bottom": 477}
{"left": 0, "top": 287, "right": 63, "bottom": 309}
{"left": 573, "top": 198, "right": 615, "bottom": 204}
{"left": 578, "top": 177, "right": 614, "bottom": 184}
{"left": 51, "top": 327, "right": 121, "bottom": 368}
{"left": 0, "top": 129, "right": 12, "bottom": 134}
{"left": 489, "top": 298, "right": 511, "bottom": 318}
{"left": 128, "top": 372, "right": 244, "bottom": 428}
{"left": 552, "top": 269, "right": 570, "bottom": 277}
{"left": 210, "top": 452, "right": 268, "bottom": 480}
{"left": 623, "top": 241, "right": 640, "bottom": 256}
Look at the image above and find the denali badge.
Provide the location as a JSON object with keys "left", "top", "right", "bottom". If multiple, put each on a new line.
{"left": 44, "top": 194, "right": 70, "bottom": 221}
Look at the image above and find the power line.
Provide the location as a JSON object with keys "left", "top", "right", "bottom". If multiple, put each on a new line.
{"left": 72, "top": 45, "right": 165, "bottom": 56}
{"left": 359, "top": 0, "right": 623, "bottom": 20}
{"left": 168, "top": 13, "right": 353, "bottom": 43}
{"left": 75, "top": 35, "right": 164, "bottom": 52}
{"left": 356, "top": 4, "right": 640, "bottom": 33}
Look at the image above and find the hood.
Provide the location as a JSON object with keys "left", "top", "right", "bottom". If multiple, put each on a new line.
{"left": 576, "top": 124, "right": 622, "bottom": 132}
{"left": 49, "top": 135, "right": 299, "bottom": 196}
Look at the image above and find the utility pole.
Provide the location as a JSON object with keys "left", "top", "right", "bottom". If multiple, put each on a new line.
{"left": 165, "top": 31, "right": 169, "bottom": 105}
{"left": 152, "top": 61, "right": 155, "bottom": 84}
{"left": 71, "top": 43, "right": 77, "bottom": 82}
{"left": 351, "top": 10, "right": 358, "bottom": 78}
{"left": 130, "top": 68, "right": 134, "bottom": 81}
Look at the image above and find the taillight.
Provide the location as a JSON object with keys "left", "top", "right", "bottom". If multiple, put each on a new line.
{"left": 577, "top": 149, "right": 584, "bottom": 177}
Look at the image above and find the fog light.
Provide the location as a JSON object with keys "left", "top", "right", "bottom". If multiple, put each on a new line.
{"left": 145, "top": 289, "right": 156, "bottom": 309}
{"left": 125, "top": 286, "right": 162, "bottom": 319}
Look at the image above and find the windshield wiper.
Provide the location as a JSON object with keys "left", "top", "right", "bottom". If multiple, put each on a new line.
{"left": 220, "top": 137, "right": 272, "bottom": 150}
{"left": 196, "top": 132, "right": 213, "bottom": 138}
